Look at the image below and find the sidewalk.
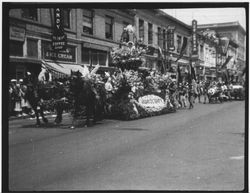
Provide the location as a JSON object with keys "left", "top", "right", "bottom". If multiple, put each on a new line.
{"left": 8, "top": 112, "right": 56, "bottom": 121}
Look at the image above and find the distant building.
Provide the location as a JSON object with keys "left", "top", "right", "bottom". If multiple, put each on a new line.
{"left": 198, "top": 22, "right": 246, "bottom": 82}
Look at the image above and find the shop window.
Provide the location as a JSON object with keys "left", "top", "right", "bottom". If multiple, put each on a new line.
{"left": 27, "top": 38, "right": 38, "bottom": 58}
{"left": 139, "top": 19, "right": 144, "bottom": 41}
{"left": 82, "top": 47, "right": 107, "bottom": 66}
{"left": 82, "top": 9, "right": 93, "bottom": 35}
{"left": 22, "top": 9, "right": 38, "bottom": 21}
{"left": 148, "top": 23, "right": 153, "bottom": 45}
{"left": 62, "top": 9, "right": 71, "bottom": 29}
{"left": 105, "top": 16, "right": 113, "bottom": 40}
{"left": 177, "top": 35, "right": 182, "bottom": 53}
{"left": 10, "top": 40, "right": 23, "bottom": 56}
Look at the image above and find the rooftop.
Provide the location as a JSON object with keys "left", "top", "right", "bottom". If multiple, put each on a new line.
{"left": 156, "top": 9, "right": 192, "bottom": 30}
{"left": 197, "top": 21, "right": 246, "bottom": 34}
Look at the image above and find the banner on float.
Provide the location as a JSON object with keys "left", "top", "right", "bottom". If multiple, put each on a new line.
{"left": 138, "top": 95, "right": 166, "bottom": 112}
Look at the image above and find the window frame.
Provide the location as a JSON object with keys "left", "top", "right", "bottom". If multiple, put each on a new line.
{"left": 82, "top": 47, "right": 108, "bottom": 66}
{"left": 27, "top": 38, "right": 38, "bottom": 58}
{"left": 176, "top": 35, "right": 182, "bottom": 53}
{"left": 21, "top": 8, "right": 38, "bottom": 21}
{"left": 82, "top": 9, "right": 94, "bottom": 35}
{"left": 105, "top": 15, "right": 114, "bottom": 40}
{"left": 10, "top": 40, "right": 24, "bottom": 57}
{"left": 62, "top": 9, "right": 71, "bottom": 29}
{"left": 139, "top": 19, "right": 144, "bottom": 41}
{"left": 148, "top": 22, "right": 153, "bottom": 45}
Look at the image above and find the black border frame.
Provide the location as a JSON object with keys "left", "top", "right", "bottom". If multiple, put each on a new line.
{"left": 2, "top": 2, "right": 249, "bottom": 193}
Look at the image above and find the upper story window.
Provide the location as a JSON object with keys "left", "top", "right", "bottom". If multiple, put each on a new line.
{"left": 22, "top": 9, "right": 38, "bottom": 21}
{"left": 148, "top": 23, "right": 153, "bottom": 45}
{"left": 83, "top": 9, "right": 93, "bottom": 35}
{"left": 177, "top": 35, "right": 182, "bottom": 53}
{"left": 163, "top": 29, "right": 166, "bottom": 50}
{"left": 183, "top": 37, "right": 188, "bottom": 55}
{"left": 62, "top": 9, "right": 71, "bottom": 29}
{"left": 157, "top": 27, "right": 161, "bottom": 46}
{"left": 139, "top": 19, "right": 144, "bottom": 41}
{"left": 105, "top": 16, "right": 113, "bottom": 40}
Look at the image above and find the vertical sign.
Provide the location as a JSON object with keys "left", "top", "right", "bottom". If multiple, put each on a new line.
{"left": 52, "top": 8, "right": 67, "bottom": 51}
{"left": 167, "top": 26, "right": 175, "bottom": 51}
{"left": 192, "top": 20, "right": 198, "bottom": 55}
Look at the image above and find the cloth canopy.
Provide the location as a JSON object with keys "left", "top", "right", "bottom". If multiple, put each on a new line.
{"left": 42, "top": 61, "right": 86, "bottom": 79}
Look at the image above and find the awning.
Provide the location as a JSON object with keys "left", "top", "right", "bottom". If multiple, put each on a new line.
{"left": 42, "top": 61, "right": 86, "bottom": 78}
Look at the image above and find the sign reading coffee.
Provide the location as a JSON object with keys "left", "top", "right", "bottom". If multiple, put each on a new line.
{"left": 192, "top": 20, "right": 198, "bottom": 55}
{"left": 52, "top": 8, "right": 67, "bottom": 50}
{"left": 42, "top": 41, "right": 76, "bottom": 62}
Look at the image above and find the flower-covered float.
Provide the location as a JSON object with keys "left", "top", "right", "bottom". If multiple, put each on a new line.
{"left": 106, "top": 25, "right": 176, "bottom": 120}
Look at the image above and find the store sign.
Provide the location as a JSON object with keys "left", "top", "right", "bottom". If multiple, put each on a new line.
{"left": 192, "top": 20, "right": 198, "bottom": 55}
{"left": 43, "top": 43, "right": 76, "bottom": 62}
{"left": 138, "top": 95, "right": 165, "bottom": 109}
{"left": 52, "top": 8, "right": 67, "bottom": 50}
{"left": 10, "top": 26, "right": 25, "bottom": 41}
{"left": 167, "top": 26, "right": 175, "bottom": 51}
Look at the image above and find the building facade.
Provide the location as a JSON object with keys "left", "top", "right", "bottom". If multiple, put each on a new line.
{"left": 9, "top": 8, "right": 135, "bottom": 80}
{"left": 9, "top": 8, "right": 193, "bottom": 80}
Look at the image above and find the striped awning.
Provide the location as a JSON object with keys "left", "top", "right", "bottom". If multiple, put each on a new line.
{"left": 42, "top": 61, "right": 86, "bottom": 79}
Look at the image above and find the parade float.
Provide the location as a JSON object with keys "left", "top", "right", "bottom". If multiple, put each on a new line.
{"left": 107, "top": 25, "right": 176, "bottom": 120}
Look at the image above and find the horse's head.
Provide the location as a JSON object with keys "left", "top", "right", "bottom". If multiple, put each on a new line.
{"left": 70, "top": 70, "right": 82, "bottom": 79}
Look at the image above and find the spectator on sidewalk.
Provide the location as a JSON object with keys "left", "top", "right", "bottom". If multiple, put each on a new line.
{"left": 13, "top": 82, "right": 22, "bottom": 117}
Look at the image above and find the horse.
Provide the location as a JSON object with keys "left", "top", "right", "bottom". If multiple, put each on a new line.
{"left": 24, "top": 80, "right": 70, "bottom": 126}
{"left": 69, "top": 71, "right": 98, "bottom": 127}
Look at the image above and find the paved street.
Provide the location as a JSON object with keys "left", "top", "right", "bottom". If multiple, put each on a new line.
{"left": 8, "top": 101, "right": 245, "bottom": 191}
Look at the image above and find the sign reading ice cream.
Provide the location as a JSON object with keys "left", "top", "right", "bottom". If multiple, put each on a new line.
{"left": 138, "top": 95, "right": 165, "bottom": 109}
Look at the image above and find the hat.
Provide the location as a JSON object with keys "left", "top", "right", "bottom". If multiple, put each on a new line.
{"left": 11, "top": 79, "right": 16, "bottom": 82}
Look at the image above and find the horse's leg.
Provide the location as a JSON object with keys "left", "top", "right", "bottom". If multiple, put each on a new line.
{"left": 40, "top": 106, "right": 48, "bottom": 123}
{"left": 93, "top": 102, "right": 97, "bottom": 124}
{"left": 34, "top": 108, "right": 41, "bottom": 126}
{"left": 85, "top": 104, "right": 90, "bottom": 127}
{"left": 55, "top": 105, "right": 63, "bottom": 124}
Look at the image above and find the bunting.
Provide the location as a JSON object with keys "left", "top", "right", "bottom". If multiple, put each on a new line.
{"left": 177, "top": 64, "right": 182, "bottom": 85}
{"left": 221, "top": 55, "right": 233, "bottom": 69}
{"left": 175, "top": 37, "right": 188, "bottom": 63}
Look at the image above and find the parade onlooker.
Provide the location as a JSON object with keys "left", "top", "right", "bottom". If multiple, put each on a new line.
{"left": 13, "top": 82, "right": 22, "bottom": 117}
{"left": 104, "top": 77, "right": 114, "bottom": 113}
{"left": 9, "top": 80, "right": 16, "bottom": 117}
